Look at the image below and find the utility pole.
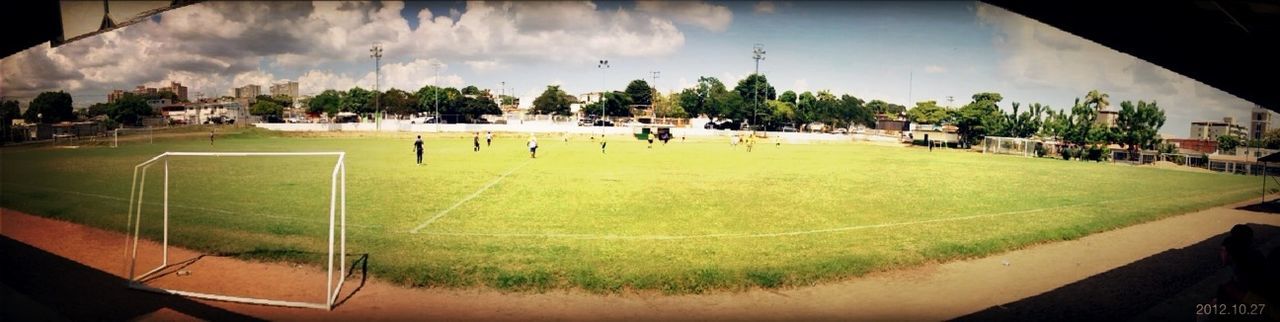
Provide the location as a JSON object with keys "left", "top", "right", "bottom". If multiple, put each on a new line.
{"left": 946, "top": 96, "right": 954, "bottom": 108}
{"left": 908, "top": 70, "right": 913, "bottom": 107}
{"left": 752, "top": 44, "right": 766, "bottom": 130}
{"left": 649, "top": 71, "right": 660, "bottom": 117}
{"left": 598, "top": 59, "right": 610, "bottom": 145}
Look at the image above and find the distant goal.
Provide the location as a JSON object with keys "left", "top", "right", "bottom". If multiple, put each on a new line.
{"left": 123, "top": 152, "right": 348, "bottom": 310}
{"left": 981, "top": 136, "right": 1038, "bottom": 157}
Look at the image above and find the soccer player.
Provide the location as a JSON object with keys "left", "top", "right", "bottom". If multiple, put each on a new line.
{"left": 600, "top": 134, "right": 608, "bottom": 154}
{"left": 413, "top": 135, "right": 424, "bottom": 165}
{"left": 647, "top": 135, "right": 654, "bottom": 149}
{"left": 746, "top": 132, "right": 755, "bottom": 152}
{"left": 527, "top": 134, "right": 539, "bottom": 158}
{"left": 209, "top": 129, "right": 215, "bottom": 146}
{"left": 473, "top": 132, "right": 481, "bottom": 152}
{"left": 486, "top": 131, "right": 493, "bottom": 146}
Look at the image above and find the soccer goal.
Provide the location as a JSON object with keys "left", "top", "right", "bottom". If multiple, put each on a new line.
{"left": 981, "top": 136, "right": 1038, "bottom": 157}
{"left": 112, "top": 127, "right": 155, "bottom": 147}
{"left": 124, "top": 152, "right": 348, "bottom": 310}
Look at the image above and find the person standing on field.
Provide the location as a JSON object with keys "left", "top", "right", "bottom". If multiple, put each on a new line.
{"left": 209, "top": 129, "right": 215, "bottom": 146}
{"left": 473, "top": 132, "right": 481, "bottom": 152}
{"left": 486, "top": 131, "right": 493, "bottom": 146}
{"left": 413, "top": 135, "right": 424, "bottom": 165}
{"left": 600, "top": 134, "right": 608, "bottom": 154}
{"left": 527, "top": 134, "right": 539, "bottom": 158}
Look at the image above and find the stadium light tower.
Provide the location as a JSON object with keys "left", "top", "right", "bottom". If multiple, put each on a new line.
{"left": 752, "top": 44, "right": 765, "bottom": 130}
{"left": 433, "top": 61, "right": 442, "bottom": 131}
{"left": 598, "top": 59, "right": 610, "bottom": 144}
{"left": 370, "top": 44, "right": 382, "bottom": 117}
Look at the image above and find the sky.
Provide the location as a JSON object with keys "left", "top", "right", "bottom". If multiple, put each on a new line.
{"left": 0, "top": 1, "right": 1264, "bottom": 137}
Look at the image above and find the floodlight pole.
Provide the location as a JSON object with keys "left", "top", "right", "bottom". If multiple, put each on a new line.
{"left": 370, "top": 44, "right": 382, "bottom": 124}
{"left": 752, "top": 44, "right": 765, "bottom": 131}
{"left": 598, "top": 60, "right": 610, "bottom": 145}
{"left": 433, "top": 62, "right": 442, "bottom": 131}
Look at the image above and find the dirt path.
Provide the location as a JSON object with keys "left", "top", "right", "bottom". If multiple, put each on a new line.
{"left": 3, "top": 201, "right": 1280, "bottom": 321}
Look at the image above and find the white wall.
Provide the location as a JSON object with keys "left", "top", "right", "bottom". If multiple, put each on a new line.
{"left": 253, "top": 120, "right": 902, "bottom": 143}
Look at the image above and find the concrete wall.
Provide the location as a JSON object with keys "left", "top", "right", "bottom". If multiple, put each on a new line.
{"left": 254, "top": 120, "right": 903, "bottom": 143}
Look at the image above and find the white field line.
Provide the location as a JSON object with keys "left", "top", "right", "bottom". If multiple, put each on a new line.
{"left": 1, "top": 182, "right": 381, "bottom": 229}
{"left": 409, "top": 160, "right": 532, "bottom": 233}
{"left": 416, "top": 186, "right": 1260, "bottom": 240}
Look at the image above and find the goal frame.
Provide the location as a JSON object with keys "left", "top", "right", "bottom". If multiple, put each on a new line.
{"left": 112, "top": 127, "right": 155, "bottom": 148}
{"left": 124, "top": 152, "right": 347, "bottom": 310}
{"left": 981, "top": 136, "right": 1037, "bottom": 157}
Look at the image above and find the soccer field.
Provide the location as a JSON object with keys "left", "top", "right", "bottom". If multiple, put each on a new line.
{"left": 0, "top": 129, "right": 1263, "bottom": 293}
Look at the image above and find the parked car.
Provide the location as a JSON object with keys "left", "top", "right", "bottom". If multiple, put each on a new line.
{"left": 264, "top": 115, "right": 285, "bottom": 123}
{"left": 780, "top": 125, "right": 798, "bottom": 132}
{"left": 832, "top": 128, "right": 849, "bottom": 134}
{"left": 334, "top": 112, "right": 359, "bottom": 123}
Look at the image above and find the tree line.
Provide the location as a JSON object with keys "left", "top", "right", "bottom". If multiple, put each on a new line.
{"left": 302, "top": 85, "right": 501, "bottom": 122}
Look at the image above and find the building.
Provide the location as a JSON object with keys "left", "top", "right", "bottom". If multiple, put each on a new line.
{"left": 1190, "top": 117, "right": 1247, "bottom": 140}
{"left": 234, "top": 84, "right": 262, "bottom": 99}
{"left": 1096, "top": 109, "right": 1119, "bottom": 127}
{"left": 1251, "top": 105, "right": 1271, "bottom": 140}
{"left": 875, "top": 113, "right": 909, "bottom": 133}
{"left": 107, "top": 90, "right": 125, "bottom": 103}
{"left": 269, "top": 81, "right": 299, "bottom": 99}
{"left": 134, "top": 85, "right": 158, "bottom": 95}
{"left": 160, "top": 81, "right": 188, "bottom": 101}
{"left": 1165, "top": 138, "right": 1217, "bottom": 154}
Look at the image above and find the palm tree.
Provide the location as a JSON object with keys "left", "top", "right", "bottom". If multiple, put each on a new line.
{"left": 1084, "top": 90, "right": 1110, "bottom": 112}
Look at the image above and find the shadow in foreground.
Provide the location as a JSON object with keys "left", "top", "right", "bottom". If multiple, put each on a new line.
{"left": 953, "top": 224, "right": 1279, "bottom": 322}
{"left": 1236, "top": 200, "right": 1280, "bottom": 215}
{"left": 0, "top": 235, "right": 265, "bottom": 321}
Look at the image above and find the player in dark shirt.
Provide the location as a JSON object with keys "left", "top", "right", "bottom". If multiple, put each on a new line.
{"left": 413, "top": 135, "right": 424, "bottom": 165}
{"left": 473, "top": 132, "right": 481, "bottom": 152}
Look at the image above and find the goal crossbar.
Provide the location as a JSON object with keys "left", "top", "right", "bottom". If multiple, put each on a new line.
{"left": 124, "top": 151, "right": 347, "bottom": 310}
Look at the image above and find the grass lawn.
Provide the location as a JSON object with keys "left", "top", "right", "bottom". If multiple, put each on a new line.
{"left": 0, "top": 127, "right": 1264, "bottom": 293}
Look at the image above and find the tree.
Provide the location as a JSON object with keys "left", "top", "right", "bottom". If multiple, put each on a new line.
{"left": 108, "top": 93, "right": 154, "bottom": 126}
{"left": 907, "top": 100, "right": 949, "bottom": 125}
{"left": 953, "top": 92, "right": 1004, "bottom": 146}
{"left": 677, "top": 88, "right": 704, "bottom": 118}
{"left": 734, "top": 74, "right": 777, "bottom": 126}
{"left": 1084, "top": 89, "right": 1110, "bottom": 112}
{"left": 461, "top": 85, "right": 481, "bottom": 96}
{"left": 1262, "top": 128, "right": 1280, "bottom": 149}
{"left": 341, "top": 87, "right": 374, "bottom": 114}
{"left": 380, "top": 88, "right": 417, "bottom": 116}
{"left": 582, "top": 91, "right": 634, "bottom": 117}
{"left": 653, "top": 92, "right": 687, "bottom": 118}
{"left": 624, "top": 79, "right": 654, "bottom": 106}
{"left": 1218, "top": 134, "right": 1241, "bottom": 154}
{"left": 309, "top": 90, "right": 342, "bottom": 116}
{"left": 795, "top": 91, "right": 819, "bottom": 131}
{"left": 86, "top": 103, "right": 111, "bottom": 117}
{"left": 250, "top": 99, "right": 284, "bottom": 117}
{"left": 461, "top": 95, "right": 502, "bottom": 121}
{"left": 1, "top": 100, "right": 20, "bottom": 143}
{"left": 1114, "top": 100, "right": 1166, "bottom": 160}
{"left": 531, "top": 85, "right": 572, "bottom": 116}
{"left": 836, "top": 94, "right": 873, "bottom": 129}
{"left": 23, "top": 91, "right": 75, "bottom": 124}
{"left": 778, "top": 90, "right": 797, "bottom": 105}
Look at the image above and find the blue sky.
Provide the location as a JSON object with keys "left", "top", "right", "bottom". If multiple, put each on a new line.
{"left": 0, "top": 1, "right": 1261, "bottom": 136}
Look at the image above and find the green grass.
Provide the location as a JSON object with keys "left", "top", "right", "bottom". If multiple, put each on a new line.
{"left": 0, "top": 128, "right": 1264, "bottom": 293}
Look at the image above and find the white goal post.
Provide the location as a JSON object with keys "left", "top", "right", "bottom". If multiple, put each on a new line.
{"left": 123, "top": 152, "right": 347, "bottom": 310}
{"left": 112, "top": 127, "right": 155, "bottom": 148}
{"left": 981, "top": 136, "right": 1038, "bottom": 157}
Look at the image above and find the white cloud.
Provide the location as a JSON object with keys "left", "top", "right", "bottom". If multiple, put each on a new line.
{"left": 923, "top": 65, "right": 947, "bottom": 74}
{"left": 791, "top": 78, "right": 810, "bottom": 93}
{"left": 0, "top": 1, "right": 697, "bottom": 106}
{"left": 975, "top": 3, "right": 1256, "bottom": 134}
{"left": 635, "top": 1, "right": 733, "bottom": 32}
{"left": 754, "top": 1, "right": 776, "bottom": 14}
